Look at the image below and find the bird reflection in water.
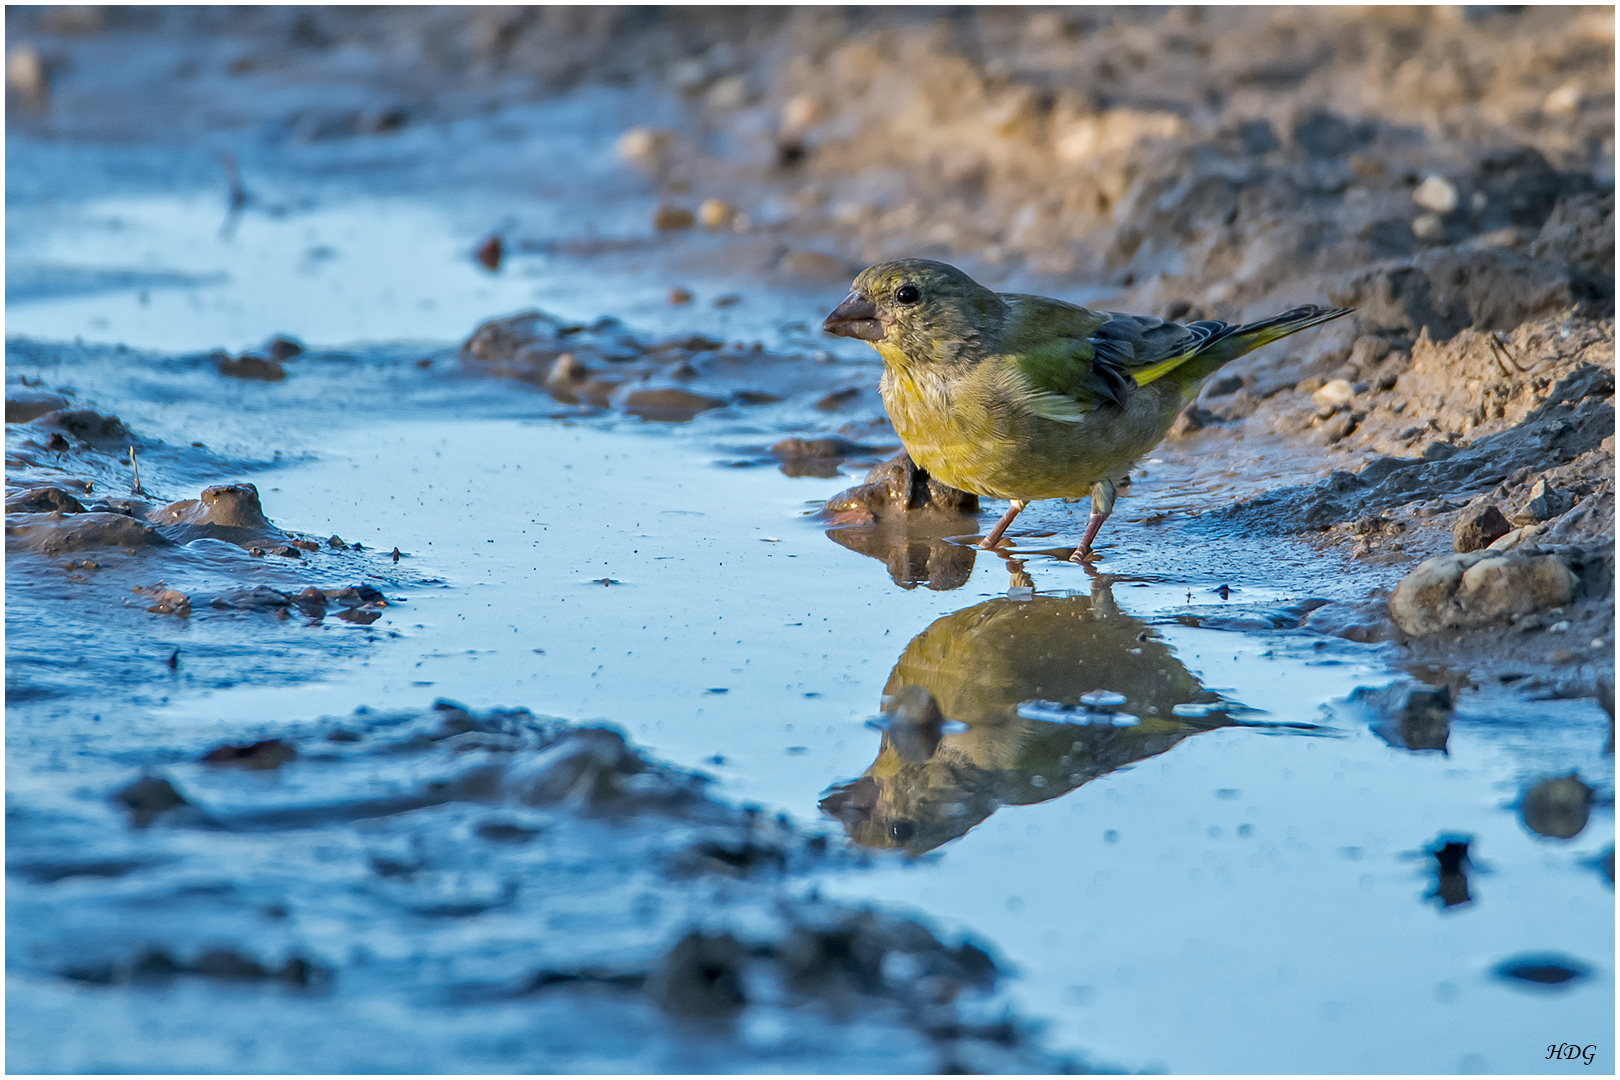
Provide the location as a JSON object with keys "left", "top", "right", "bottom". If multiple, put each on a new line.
{"left": 821, "top": 570, "right": 1234, "bottom": 853}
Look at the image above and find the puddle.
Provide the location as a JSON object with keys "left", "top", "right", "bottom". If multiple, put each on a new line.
{"left": 7, "top": 90, "right": 1613, "bottom": 1074}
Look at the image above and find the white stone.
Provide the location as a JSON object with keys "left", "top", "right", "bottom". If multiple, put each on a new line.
{"left": 1412, "top": 175, "right": 1460, "bottom": 214}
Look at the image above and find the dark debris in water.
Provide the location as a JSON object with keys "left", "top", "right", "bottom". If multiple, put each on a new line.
{"left": 1492, "top": 954, "right": 1591, "bottom": 989}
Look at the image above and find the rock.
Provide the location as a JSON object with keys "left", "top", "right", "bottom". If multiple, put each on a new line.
{"left": 1316, "top": 411, "right": 1356, "bottom": 444}
{"left": 114, "top": 775, "right": 187, "bottom": 827}
{"left": 474, "top": 234, "right": 503, "bottom": 271}
{"left": 5, "top": 392, "right": 70, "bottom": 423}
{"left": 824, "top": 453, "right": 979, "bottom": 522}
{"left": 6, "top": 44, "right": 48, "bottom": 100}
{"left": 149, "top": 483, "right": 273, "bottom": 530}
{"left": 813, "top": 387, "right": 862, "bottom": 412}
{"left": 6, "top": 512, "right": 169, "bottom": 555}
{"left": 1529, "top": 191, "right": 1614, "bottom": 307}
{"left": 652, "top": 206, "right": 694, "bottom": 230}
{"left": 217, "top": 353, "right": 287, "bottom": 381}
{"left": 1453, "top": 503, "right": 1511, "bottom": 552}
{"left": 494, "top": 728, "right": 642, "bottom": 807}
{"left": 645, "top": 931, "right": 746, "bottom": 1017}
{"left": 1312, "top": 378, "right": 1355, "bottom": 409}
{"left": 6, "top": 486, "right": 86, "bottom": 514}
{"left": 1412, "top": 175, "right": 1459, "bottom": 214}
{"left": 780, "top": 94, "right": 823, "bottom": 136}
{"left": 211, "top": 586, "right": 292, "bottom": 612}
{"left": 138, "top": 586, "right": 191, "bottom": 617}
{"left": 1522, "top": 479, "right": 1569, "bottom": 522}
{"left": 1411, "top": 213, "right": 1444, "bottom": 240}
{"left": 1388, "top": 551, "right": 1577, "bottom": 636}
{"left": 200, "top": 739, "right": 297, "bottom": 769}
{"left": 1521, "top": 773, "right": 1593, "bottom": 840}
{"left": 614, "top": 126, "right": 671, "bottom": 165}
{"left": 1300, "top": 600, "right": 1399, "bottom": 643}
{"left": 697, "top": 199, "right": 736, "bottom": 229}
{"left": 617, "top": 386, "right": 727, "bottom": 422}
{"left": 668, "top": 287, "right": 693, "bottom": 305}
{"left": 264, "top": 335, "right": 305, "bottom": 362}
{"left": 24, "top": 409, "right": 132, "bottom": 447}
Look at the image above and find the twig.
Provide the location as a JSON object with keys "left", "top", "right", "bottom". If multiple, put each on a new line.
{"left": 129, "top": 445, "right": 148, "bottom": 497}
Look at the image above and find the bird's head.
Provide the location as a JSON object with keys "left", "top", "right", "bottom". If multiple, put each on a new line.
{"left": 822, "top": 258, "right": 1005, "bottom": 363}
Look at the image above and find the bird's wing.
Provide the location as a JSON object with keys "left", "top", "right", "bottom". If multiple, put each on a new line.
{"left": 1000, "top": 297, "right": 1229, "bottom": 422}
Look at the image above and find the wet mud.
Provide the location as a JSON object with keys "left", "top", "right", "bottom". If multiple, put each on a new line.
{"left": 6, "top": 6, "right": 1613, "bottom": 1074}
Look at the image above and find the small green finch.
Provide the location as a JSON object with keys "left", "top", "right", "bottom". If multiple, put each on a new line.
{"left": 822, "top": 259, "right": 1352, "bottom": 561}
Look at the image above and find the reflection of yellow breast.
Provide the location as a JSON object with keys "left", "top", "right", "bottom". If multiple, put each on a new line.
{"left": 883, "top": 594, "right": 1209, "bottom": 768}
{"left": 824, "top": 589, "right": 1229, "bottom": 854}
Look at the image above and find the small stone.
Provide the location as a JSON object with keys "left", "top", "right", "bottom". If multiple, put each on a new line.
{"left": 1521, "top": 774, "right": 1593, "bottom": 840}
{"left": 1543, "top": 82, "right": 1582, "bottom": 115}
{"left": 1412, "top": 175, "right": 1460, "bottom": 214}
{"left": 668, "top": 287, "right": 693, "bottom": 305}
{"left": 545, "top": 354, "right": 589, "bottom": 390}
{"left": 697, "top": 199, "right": 736, "bottom": 229}
{"left": 814, "top": 387, "right": 862, "bottom": 412}
{"left": 616, "top": 127, "right": 670, "bottom": 163}
{"left": 264, "top": 336, "right": 304, "bottom": 362}
{"left": 6, "top": 45, "right": 47, "bottom": 99}
{"left": 780, "top": 94, "right": 823, "bottom": 135}
{"left": 652, "top": 206, "right": 694, "bottom": 230}
{"left": 114, "top": 775, "right": 187, "bottom": 827}
{"left": 1317, "top": 412, "right": 1356, "bottom": 445}
{"left": 618, "top": 387, "right": 727, "bottom": 423}
{"left": 645, "top": 931, "right": 745, "bottom": 1017}
{"left": 1523, "top": 479, "right": 1569, "bottom": 522}
{"left": 706, "top": 75, "right": 748, "bottom": 109}
{"left": 201, "top": 739, "right": 297, "bottom": 769}
{"left": 474, "top": 234, "right": 503, "bottom": 271}
{"left": 218, "top": 354, "right": 287, "bottom": 382}
{"left": 1453, "top": 504, "right": 1511, "bottom": 552}
{"left": 1411, "top": 212, "right": 1444, "bottom": 240}
{"left": 1311, "top": 379, "right": 1355, "bottom": 409}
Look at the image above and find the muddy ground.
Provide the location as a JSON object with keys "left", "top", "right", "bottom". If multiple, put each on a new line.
{"left": 5, "top": 6, "right": 1615, "bottom": 1074}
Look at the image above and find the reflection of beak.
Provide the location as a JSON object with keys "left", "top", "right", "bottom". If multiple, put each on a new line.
{"left": 822, "top": 291, "right": 883, "bottom": 341}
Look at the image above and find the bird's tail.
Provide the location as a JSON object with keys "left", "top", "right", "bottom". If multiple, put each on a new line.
{"left": 1182, "top": 304, "right": 1355, "bottom": 382}
{"left": 1129, "top": 304, "right": 1354, "bottom": 388}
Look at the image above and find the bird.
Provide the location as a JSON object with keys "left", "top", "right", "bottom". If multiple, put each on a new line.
{"left": 821, "top": 258, "right": 1352, "bottom": 561}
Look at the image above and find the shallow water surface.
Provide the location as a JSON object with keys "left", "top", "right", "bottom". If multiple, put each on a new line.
{"left": 7, "top": 129, "right": 1612, "bottom": 1073}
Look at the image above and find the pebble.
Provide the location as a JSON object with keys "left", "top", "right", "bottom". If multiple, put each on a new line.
{"left": 1543, "top": 82, "right": 1582, "bottom": 115}
{"left": 615, "top": 126, "right": 670, "bottom": 163}
{"left": 652, "top": 206, "right": 694, "bottom": 230}
{"left": 1311, "top": 378, "right": 1355, "bottom": 409}
{"left": 1521, "top": 773, "right": 1593, "bottom": 840}
{"left": 1523, "top": 478, "right": 1569, "bottom": 522}
{"left": 6, "top": 44, "right": 46, "bottom": 98}
{"left": 780, "top": 94, "right": 823, "bottom": 135}
{"left": 1453, "top": 503, "right": 1511, "bottom": 552}
{"left": 1412, "top": 174, "right": 1460, "bottom": 214}
{"left": 1411, "top": 212, "right": 1444, "bottom": 239}
{"left": 698, "top": 198, "right": 736, "bottom": 229}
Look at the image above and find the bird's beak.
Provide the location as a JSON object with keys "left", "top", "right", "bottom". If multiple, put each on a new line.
{"left": 822, "top": 291, "right": 883, "bottom": 341}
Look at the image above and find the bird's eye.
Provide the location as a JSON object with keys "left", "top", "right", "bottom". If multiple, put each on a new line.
{"left": 895, "top": 285, "right": 920, "bottom": 305}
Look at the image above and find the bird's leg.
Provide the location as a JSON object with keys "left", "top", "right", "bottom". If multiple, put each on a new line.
{"left": 1069, "top": 479, "right": 1117, "bottom": 563}
{"left": 980, "top": 499, "right": 1027, "bottom": 549}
